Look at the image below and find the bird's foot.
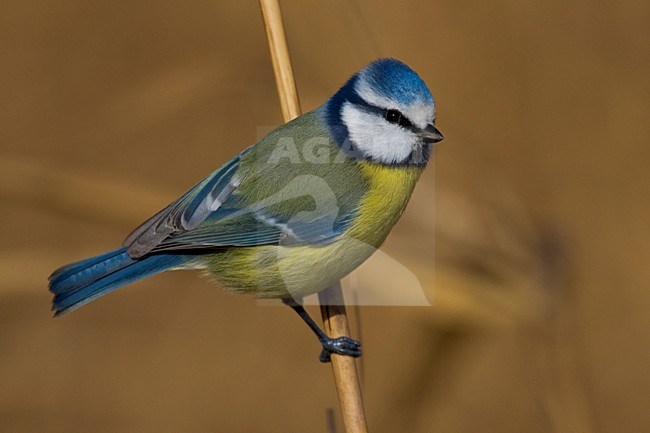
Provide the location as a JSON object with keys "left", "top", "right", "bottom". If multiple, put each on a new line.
{"left": 319, "top": 336, "right": 362, "bottom": 363}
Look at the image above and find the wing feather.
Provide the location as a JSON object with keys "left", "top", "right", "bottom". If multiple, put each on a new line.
{"left": 123, "top": 153, "right": 244, "bottom": 258}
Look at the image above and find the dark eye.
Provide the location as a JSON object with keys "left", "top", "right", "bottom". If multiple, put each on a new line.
{"left": 384, "top": 109, "right": 401, "bottom": 124}
{"left": 384, "top": 109, "right": 412, "bottom": 128}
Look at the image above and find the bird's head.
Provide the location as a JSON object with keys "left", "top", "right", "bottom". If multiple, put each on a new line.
{"left": 324, "top": 58, "right": 442, "bottom": 166}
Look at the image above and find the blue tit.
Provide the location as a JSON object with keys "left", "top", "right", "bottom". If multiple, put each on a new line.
{"left": 49, "top": 58, "right": 443, "bottom": 361}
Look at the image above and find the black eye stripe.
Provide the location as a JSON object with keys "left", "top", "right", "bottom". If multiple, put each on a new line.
{"left": 399, "top": 114, "right": 412, "bottom": 128}
{"left": 383, "top": 109, "right": 413, "bottom": 129}
{"left": 345, "top": 92, "right": 419, "bottom": 132}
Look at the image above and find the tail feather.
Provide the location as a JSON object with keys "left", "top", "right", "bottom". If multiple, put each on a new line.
{"left": 49, "top": 249, "right": 126, "bottom": 283}
{"left": 49, "top": 248, "right": 187, "bottom": 316}
{"left": 49, "top": 249, "right": 135, "bottom": 295}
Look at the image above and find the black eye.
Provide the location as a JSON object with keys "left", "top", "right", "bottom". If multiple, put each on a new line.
{"left": 384, "top": 109, "right": 401, "bottom": 124}
{"left": 384, "top": 109, "right": 412, "bottom": 128}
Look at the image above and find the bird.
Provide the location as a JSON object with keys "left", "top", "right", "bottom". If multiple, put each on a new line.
{"left": 49, "top": 58, "right": 443, "bottom": 362}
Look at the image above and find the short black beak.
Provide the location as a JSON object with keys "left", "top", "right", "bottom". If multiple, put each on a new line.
{"left": 420, "top": 124, "right": 444, "bottom": 144}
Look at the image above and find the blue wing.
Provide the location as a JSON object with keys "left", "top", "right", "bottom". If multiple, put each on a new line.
{"left": 123, "top": 152, "right": 245, "bottom": 257}
{"left": 149, "top": 205, "right": 356, "bottom": 252}
{"left": 124, "top": 148, "right": 357, "bottom": 256}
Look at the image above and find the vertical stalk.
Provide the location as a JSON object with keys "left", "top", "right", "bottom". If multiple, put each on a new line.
{"left": 258, "top": 1, "right": 368, "bottom": 431}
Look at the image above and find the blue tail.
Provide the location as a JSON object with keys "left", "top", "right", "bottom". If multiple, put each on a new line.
{"left": 49, "top": 248, "right": 188, "bottom": 316}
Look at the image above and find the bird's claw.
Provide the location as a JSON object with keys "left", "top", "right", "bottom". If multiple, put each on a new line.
{"left": 319, "top": 336, "right": 362, "bottom": 363}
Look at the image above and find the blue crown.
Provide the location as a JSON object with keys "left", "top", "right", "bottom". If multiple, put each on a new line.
{"left": 359, "top": 58, "right": 433, "bottom": 105}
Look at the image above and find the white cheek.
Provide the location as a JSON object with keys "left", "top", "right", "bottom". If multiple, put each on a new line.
{"left": 341, "top": 103, "right": 417, "bottom": 164}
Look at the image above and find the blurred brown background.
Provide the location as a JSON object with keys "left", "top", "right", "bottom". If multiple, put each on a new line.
{"left": 1, "top": 1, "right": 649, "bottom": 432}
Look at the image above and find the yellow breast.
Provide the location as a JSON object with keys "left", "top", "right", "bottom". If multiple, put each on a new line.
{"left": 346, "top": 162, "right": 424, "bottom": 246}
